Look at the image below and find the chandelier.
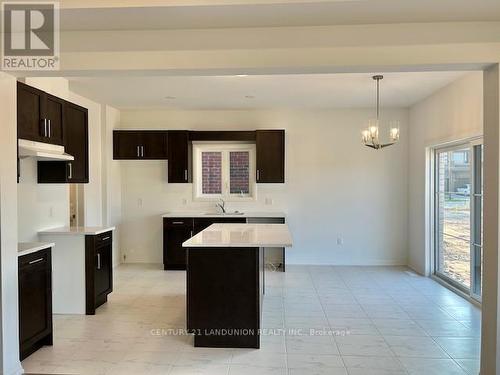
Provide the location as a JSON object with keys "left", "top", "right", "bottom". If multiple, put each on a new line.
{"left": 361, "top": 75, "right": 400, "bottom": 149}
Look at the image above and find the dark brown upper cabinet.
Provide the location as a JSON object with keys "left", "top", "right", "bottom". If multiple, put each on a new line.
{"left": 256, "top": 130, "right": 285, "bottom": 183}
{"left": 113, "top": 130, "right": 168, "bottom": 160}
{"left": 168, "top": 130, "right": 191, "bottom": 183}
{"left": 17, "top": 82, "right": 64, "bottom": 145}
{"left": 17, "top": 82, "right": 44, "bottom": 142}
{"left": 44, "top": 94, "right": 64, "bottom": 145}
{"left": 37, "top": 101, "right": 89, "bottom": 184}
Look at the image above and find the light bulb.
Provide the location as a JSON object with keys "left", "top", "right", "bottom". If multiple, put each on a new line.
{"left": 367, "top": 119, "right": 379, "bottom": 140}
{"left": 390, "top": 126, "right": 400, "bottom": 142}
{"left": 361, "top": 130, "right": 370, "bottom": 143}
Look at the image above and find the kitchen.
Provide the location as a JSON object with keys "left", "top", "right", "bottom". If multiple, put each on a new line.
{"left": 11, "top": 70, "right": 485, "bottom": 375}
{"left": 15, "top": 77, "right": 294, "bottom": 360}
{"left": 0, "top": 2, "right": 494, "bottom": 372}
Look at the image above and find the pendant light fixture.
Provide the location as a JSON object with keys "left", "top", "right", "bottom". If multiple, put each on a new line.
{"left": 361, "top": 75, "right": 400, "bottom": 149}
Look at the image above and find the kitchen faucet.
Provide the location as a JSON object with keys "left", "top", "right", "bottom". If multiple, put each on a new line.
{"left": 216, "top": 198, "right": 226, "bottom": 214}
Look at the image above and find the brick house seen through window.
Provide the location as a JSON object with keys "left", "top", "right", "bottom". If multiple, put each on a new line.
{"left": 194, "top": 143, "right": 255, "bottom": 200}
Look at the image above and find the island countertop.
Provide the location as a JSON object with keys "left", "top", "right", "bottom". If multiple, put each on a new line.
{"left": 183, "top": 223, "right": 292, "bottom": 248}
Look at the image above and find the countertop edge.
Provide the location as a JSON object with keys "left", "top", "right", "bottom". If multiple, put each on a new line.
{"left": 18, "top": 242, "right": 55, "bottom": 257}
{"left": 183, "top": 242, "right": 293, "bottom": 248}
{"left": 162, "top": 212, "right": 287, "bottom": 218}
{"left": 38, "top": 226, "right": 116, "bottom": 236}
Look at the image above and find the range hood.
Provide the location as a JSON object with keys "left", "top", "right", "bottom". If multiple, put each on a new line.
{"left": 18, "top": 139, "right": 74, "bottom": 161}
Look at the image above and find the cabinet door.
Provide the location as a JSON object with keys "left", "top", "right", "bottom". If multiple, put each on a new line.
{"left": 142, "top": 131, "right": 168, "bottom": 159}
{"left": 37, "top": 101, "right": 89, "bottom": 183}
{"left": 193, "top": 217, "right": 247, "bottom": 235}
{"left": 95, "top": 244, "right": 112, "bottom": 299}
{"left": 65, "top": 102, "right": 89, "bottom": 183}
{"left": 18, "top": 249, "right": 52, "bottom": 360}
{"left": 44, "top": 94, "right": 64, "bottom": 145}
{"left": 164, "top": 219, "right": 193, "bottom": 270}
{"left": 113, "top": 131, "right": 142, "bottom": 159}
{"left": 168, "top": 131, "right": 190, "bottom": 183}
{"left": 256, "top": 130, "right": 285, "bottom": 183}
{"left": 17, "top": 81, "right": 45, "bottom": 142}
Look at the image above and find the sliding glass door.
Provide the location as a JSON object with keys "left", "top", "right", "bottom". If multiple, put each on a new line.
{"left": 434, "top": 140, "right": 483, "bottom": 300}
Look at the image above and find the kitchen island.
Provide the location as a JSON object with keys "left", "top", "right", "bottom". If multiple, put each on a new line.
{"left": 183, "top": 223, "right": 292, "bottom": 348}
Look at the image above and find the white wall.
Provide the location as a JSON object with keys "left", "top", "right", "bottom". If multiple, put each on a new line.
{"left": 17, "top": 159, "right": 70, "bottom": 242}
{"left": 119, "top": 108, "right": 409, "bottom": 265}
{"left": 0, "top": 72, "right": 23, "bottom": 375}
{"left": 102, "top": 106, "right": 122, "bottom": 267}
{"left": 408, "top": 72, "right": 483, "bottom": 275}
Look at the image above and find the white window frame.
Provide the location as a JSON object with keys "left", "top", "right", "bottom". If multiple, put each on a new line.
{"left": 428, "top": 135, "right": 484, "bottom": 304}
{"left": 193, "top": 142, "right": 257, "bottom": 201}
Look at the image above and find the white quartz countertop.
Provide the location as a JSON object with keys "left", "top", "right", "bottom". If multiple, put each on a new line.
{"left": 18, "top": 242, "right": 55, "bottom": 257}
{"left": 38, "top": 226, "right": 115, "bottom": 236}
{"left": 162, "top": 211, "right": 286, "bottom": 218}
{"left": 183, "top": 223, "right": 293, "bottom": 248}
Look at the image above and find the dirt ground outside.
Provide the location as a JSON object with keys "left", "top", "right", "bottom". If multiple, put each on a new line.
{"left": 440, "top": 195, "right": 471, "bottom": 288}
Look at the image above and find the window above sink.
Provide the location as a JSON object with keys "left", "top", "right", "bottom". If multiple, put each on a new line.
{"left": 193, "top": 142, "right": 256, "bottom": 201}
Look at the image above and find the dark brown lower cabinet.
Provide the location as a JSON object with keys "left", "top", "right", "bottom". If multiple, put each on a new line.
{"left": 164, "top": 218, "right": 194, "bottom": 270}
{"left": 85, "top": 232, "right": 113, "bottom": 315}
{"left": 193, "top": 217, "right": 246, "bottom": 235}
{"left": 19, "top": 248, "right": 53, "bottom": 361}
{"left": 163, "top": 217, "right": 247, "bottom": 270}
{"left": 187, "top": 246, "right": 264, "bottom": 348}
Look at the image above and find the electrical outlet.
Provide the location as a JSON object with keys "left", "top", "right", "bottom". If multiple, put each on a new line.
{"left": 336, "top": 237, "right": 343, "bottom": 246}
{"left": 182, "top": 198, "right": 188, "bottom": 205}
{"left": 123, "top": 254, "right": 127, "bottom": 262}
{"left": 265, "top": 197, "right": 273, "bottom": 205}
{"left": 49, "top": 206, "right": 54, "bottom": 218}
{"left": 138, "top": 198, "right": 143, "bottom": 207}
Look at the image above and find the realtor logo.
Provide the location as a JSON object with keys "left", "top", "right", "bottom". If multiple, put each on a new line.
{"left": 2, "top": 2, "right": 59, "bottom": 70}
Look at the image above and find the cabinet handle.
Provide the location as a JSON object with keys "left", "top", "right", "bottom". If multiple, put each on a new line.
{"left": 43, "top": 119, "right": 47, "bottom": 137}
{"left": 68, "top": 162, "right": 72, "bottom": 180}
{"left": 190, "top": 230, "right": 193, "bottom": 237}
{"left": 48, "top": 119, "right": 51, "bottom": 138}
{"left": 184, "top": 169, "right": 188, "bottom": 181}
{"left": 102, "top": 236, "right": 110, "bottom": 241}
{"left": 28, "top": 257, "right": 44, "bottom": 265}
{"left": 257, "top": 169, "right": 260, "bottom": 181}
{"left": 137, "top": 146, "right": 140, "bottom": 158}
{"left": 97, "top": 253, "right": 101, "bottom": 270}
{"left": 172, "top": 221, "right": 184, "bottom": 225}
{"left": 141, "top": 145, "right": 145, "bottom": 157}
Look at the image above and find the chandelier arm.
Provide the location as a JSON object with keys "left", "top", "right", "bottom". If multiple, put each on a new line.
{"left": 380, "top": 142, "right": 396, "bottom": 149}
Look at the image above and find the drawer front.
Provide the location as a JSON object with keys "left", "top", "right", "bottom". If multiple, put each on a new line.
{"left": 164, "top": 218, "right": 193, "bottom": 228}
{"left": 95, "top": 231, "right": 113, "bottom": 247}
{"left": 19, "top": 248, "right": 50, "bottom": 269}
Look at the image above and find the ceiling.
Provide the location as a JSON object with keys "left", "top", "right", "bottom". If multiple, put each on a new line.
{"left": 60, "top": 0, "right": 500, "bottom": 31}
{"left": 68, "top": 71, "right": 468, "bottom": 110}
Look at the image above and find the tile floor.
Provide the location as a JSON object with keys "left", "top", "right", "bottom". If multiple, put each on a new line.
{"left": 22, "top": 264, "right": 481, "bottom": 375}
